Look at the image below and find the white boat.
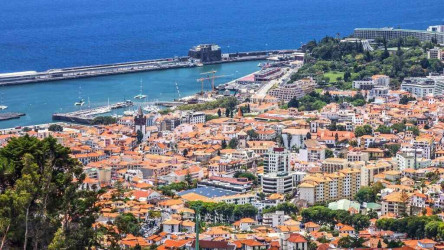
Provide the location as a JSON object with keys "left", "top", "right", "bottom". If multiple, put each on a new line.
{"left": 123, "top": 110, "right": 136, "bottom": 116}
{"left": 0, "top": 105, "right": 7, "bottom": 110}
{"left": 134, "top": 79, "right": 147, "bottom": 99}
{"left": 74, "top": 86, "right": 85, "bottom": 106}
{"left": 74, "top": 99, "right": 85, "bottom": 106}
{"left": 143, "top": 104, "right": 159, "bottom": 113}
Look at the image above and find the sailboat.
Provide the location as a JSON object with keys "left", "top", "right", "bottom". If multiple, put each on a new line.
{"left": 74, "top": 86, "right": 85, "bottom": 106}
{"left": 134, "top": 79, "right": 147, "bottom": 99}
{"left": 0, "top": 91, "right": 7, "bottom": 110}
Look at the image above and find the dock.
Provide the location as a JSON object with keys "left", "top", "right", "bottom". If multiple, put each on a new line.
{"left": 0, "top": 48, "right": 301, "bottom": 86}
{"left": 154, "top": 101, "right": 185, "bottom": 107}
{"left": 0, "top": 112, "right": 25, "bottom": 121}
{"left": 52, "top": 101, "right": 133, "bottom": 124}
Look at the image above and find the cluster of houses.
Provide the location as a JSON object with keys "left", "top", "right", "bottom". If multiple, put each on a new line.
{"left": 3, "top": 72, "right": 444, "bottom": 249}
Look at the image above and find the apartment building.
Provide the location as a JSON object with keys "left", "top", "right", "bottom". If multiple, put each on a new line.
{"left": 401, "top": 78, "right": 435, "bottom": 98}
{"left": 321, "top": 158, "right": 349, "bottom": 173}
{"left": 299, "top": 140, "right": 326, "bottom": 162}
{"left": 262, "top": 211, "right": 287, "bottom": 227}
{"left": 298, "top": 168, "right": 361, "bottom": 205}
{"left": 360, "top": 160, "right": 396, "bottom": 186}
{"left": 347, "top": 151, "right": 369, "bottom": 162}
{"left": 381, "top": 191, "right": 411, "bottom": 216}
{"left": 427, "top": 47, "right": 443, "bottom": 60}
{"left": 264, "top": 147, "right": 289, "bottom": 173}
{"left": 260, "top": 172, "right": 294, "bottom": 194}
{"left": 268, "top": 78, "right": 316, "bottom": 102}
{"left": 414, "top": 136, "right": 434, "bottom": 159}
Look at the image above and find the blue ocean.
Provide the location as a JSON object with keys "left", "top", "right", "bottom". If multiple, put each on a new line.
{"left": 0, "top": 0, "right": 442, "bottom": 128}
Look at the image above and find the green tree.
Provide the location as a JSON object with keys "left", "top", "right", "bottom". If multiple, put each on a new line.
{"left": 136, "top": 130, "right": 143, "bottom": 144}
{"left": 246, "top": 129, "right": 259, "bottom": 140}
{"left": 217, "top": 109, "right": 222, "bottom": 117}
{"left": 115, "top": 213, "right": 140, "bottom": 235}
{"left": 48, "top": 124, "right": 63, "bottom": 132}
{"left": 376, "top": 125, "right": 391, "bottom": 134}
{"left": 225, "top": 108, "right": 230, "bottom": 117}
{"left": 0, "top": 135, "right": 99, "bottom": 249}
{"left": 354, "top": 125, "right": 373, "bottom": 137}
{"left": 185, "top": 170, "right": 193, "bottom": 186}
{"left": 288, "top": 97, "right": 299, "bottom": 108}
{"left": 221, "top": 139, "right": 227, "bottom": 149}
{"left": 228, "top": 138, "right": 238, "bottom": 149}
{"left": 344, "top": 71, "right": 351, "bottom": 82}
{"left": 337, "top": 236, "right": 366, "bottom": 248}
{"left": 391, "top": 123, "right": 406, "bottom": 133}
{"left": 182, "top": 148, "right": 189, "bottom": 157}
{"left": 354, "top": 187, "right": 377, "bottom": 203}
{"left": 325, "top": 149, "right": 334, "bottom": 158}
{"left": 92, "top": 116, "right": 117, "bottom": 125}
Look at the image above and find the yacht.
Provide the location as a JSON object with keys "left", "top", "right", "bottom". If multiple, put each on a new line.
{"left": 74, "top": 99, "right": 85, "bottom": 106}
{"left": 123, "top": 109, "right": 136, "bottom": 116}
{"left": 134, "top": 79, "right": 147, "bottom": 99}
{"left": 143, "top": 104, "right": 159, "bottom": 113}
{"left": 74, "top": 86, "right": 85, "bottom": 106}
{"left": 0, "top": 105, "right": 7, "bottom": 110}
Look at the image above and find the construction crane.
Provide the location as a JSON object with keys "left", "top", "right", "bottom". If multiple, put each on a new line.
{"left": 200, "top": 70, "right": 217, "bottom": 92}
{"left": 196, "top": 72, "right": 231, "bottom": 94}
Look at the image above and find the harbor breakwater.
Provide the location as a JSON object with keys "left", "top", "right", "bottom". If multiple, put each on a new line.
{"left": 0, "top": 49, "right": 299, "bottom": 86}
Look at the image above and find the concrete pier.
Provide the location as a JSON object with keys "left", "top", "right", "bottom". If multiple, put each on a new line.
{"left": 0, "top": 113, "right": 25, "bottom": 121}
{"left": 0, "top": 49, "right": 300, "bottom": 86}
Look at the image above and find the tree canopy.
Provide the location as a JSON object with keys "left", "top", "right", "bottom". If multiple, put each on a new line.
{"left": 0, "top": 135, "right": 98, "bottom": 249}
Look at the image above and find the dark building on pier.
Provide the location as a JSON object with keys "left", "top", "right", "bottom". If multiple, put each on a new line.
{"left": 188, "top": 44, "right": 222, "bottom": 63}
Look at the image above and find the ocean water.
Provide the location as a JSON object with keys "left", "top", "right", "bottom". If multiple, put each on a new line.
{"left": 1, "top": 0, "right": 442, "bottom": 72}
{"left": 0, "top": 0, "right": 442, "bottom": 128}
{"left": 0, "top": 61, "right": 261, "bottom": 128}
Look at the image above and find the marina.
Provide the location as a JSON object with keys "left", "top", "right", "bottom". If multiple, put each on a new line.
{"left": 0, "top": 60, "right": 263, "bottom": 128}
{"left": 52, "top": 101, "right": 133, "bottom": 124}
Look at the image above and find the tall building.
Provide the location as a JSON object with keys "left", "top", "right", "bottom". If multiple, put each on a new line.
{"left": 134, "top": 106, "right": 147, "bottom": 138}
{"left": 298, "top": 168, "right": 361, "bottom": 205}
{"left": 260, "top": 172, "right": 294, "bottom": 194}
{"left": 264, "top": 147, "right": 289, "bottom": 173}
{"left": 353, "top": 27, "right": 444, "bottom": 44}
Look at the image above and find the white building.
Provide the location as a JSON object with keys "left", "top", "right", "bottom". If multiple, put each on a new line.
{"left": 260, "top": 172, "right": 294, "bottom": 194}
{"left": 401, "top": 78, "right": 435, "bottom": 98}
{"left": 264, "top": 147, "right": 289, "bottom": 173}
{"left": 181, "top": 111, "right": 206, "bottom": 124}
{"left": 427, "top": 47, "right": 443, "bottom": 60}
{"left": 262, "top": 211, "right": 288, "bottom": 227}
{"left": 281, "top": 128, "right": 310, "bottom": 149}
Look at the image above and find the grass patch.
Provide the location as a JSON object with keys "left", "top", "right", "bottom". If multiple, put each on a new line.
{"left": 323, "top": 71, "right": 344, "bottom": 82}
